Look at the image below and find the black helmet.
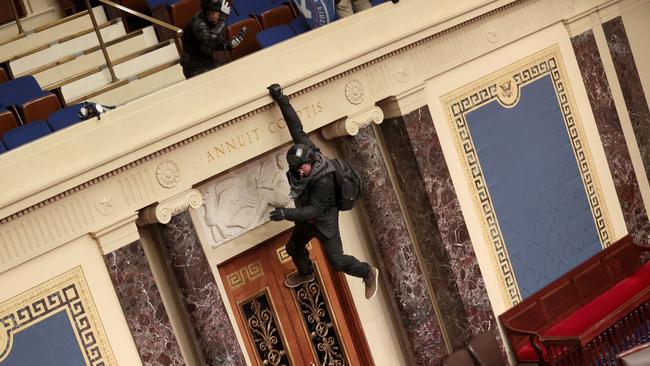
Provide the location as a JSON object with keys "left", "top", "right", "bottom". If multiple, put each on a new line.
{"left": 286, "top": 144, "right": 315, "bottom": 171}
{"left": 201, "top": 0, "right": 222, "bottom": 12}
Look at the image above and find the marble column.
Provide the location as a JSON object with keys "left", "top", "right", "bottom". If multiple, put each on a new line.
{"left": 341, "top": 126, "right": 449, "bottom": 366}
{"left": 104, "top": 240, "right": 186, "bottom": 366}
{"left": 380, "top": 110, "right": 498, "bottom": 347}
{"left": 157, "top": 211, "right": 245, "bottom": 366}
{"left": 571, "top": 29, "right": 650, "bottom": 245}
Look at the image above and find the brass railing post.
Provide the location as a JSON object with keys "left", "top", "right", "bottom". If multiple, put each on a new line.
{"left": 8, "top": 0, "right": 24, "bottom": 34}
{"left": 83, "top": 0, "right": 118, "bottom": 82}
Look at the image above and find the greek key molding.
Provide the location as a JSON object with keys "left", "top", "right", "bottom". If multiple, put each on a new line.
{"left": 321, "top": 106, "right": 385, "bottom": 140}
{"left": 442, "top": 45, "right": 612, "bottom": 306}
{"left": 137, "top": 189, "right": 203, "bottom": 225}
{"left": 226, "top": 260, "right": 264, "bottom": 290}
{"left": 0, "top": 267, "right": 115, "bottom": 365}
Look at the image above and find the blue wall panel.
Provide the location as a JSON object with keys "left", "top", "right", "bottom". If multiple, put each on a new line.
{"left": 1, "top": 310, "right": 85, "bottom": 366}
{"left": 465, "top": 75, "right": 601, "bottom": 298}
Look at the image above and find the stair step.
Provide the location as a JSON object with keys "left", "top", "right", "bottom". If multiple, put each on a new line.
{"left": 0, "top": 7, "right": 107, "bottom": 64}
{"left": 11, "top": 19, "right": 126, "bottom": 77}
{"left": 0, "top": 8, "right": 58, "bottom": 43}
{"left": 61, "top": 41, "right": 179, "bottom": 102}
{"left": 35, "top": 27, "right": 158, "bottom": 88}
{"left": 79, "top": 61, "right": 184, "bottom": 106}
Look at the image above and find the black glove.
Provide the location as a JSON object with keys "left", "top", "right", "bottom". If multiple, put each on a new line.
{"left": 230, "top": 26, "right": 248, "bottom": 48}
{"left": 267, "top": 83, "right": 284, "bottom": 101}
{"left": 269, "top": 208, "right": 286, "bottom": 221}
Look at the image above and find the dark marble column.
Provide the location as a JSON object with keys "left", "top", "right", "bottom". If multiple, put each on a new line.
{"left": 341, "top": 126, "right": 449, "bottom": 366}
{"left": 380, "top": 110, "right": 498, "bottom": 348}
{"left": 157, "top": 211, "right": 245, "bottom": 366}
{"left": 571, "top": 29, "right": 650, "bottom": 245}
{"left": 104, "top": 240, "right": 186, "bottom": 366}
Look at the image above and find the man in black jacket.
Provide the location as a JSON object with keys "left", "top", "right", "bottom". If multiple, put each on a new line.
{"left": 267, "top": 83, "right": 379, "bottom": 299}
{"left": 180, "top": 0, "right": 248, "bottom": 78}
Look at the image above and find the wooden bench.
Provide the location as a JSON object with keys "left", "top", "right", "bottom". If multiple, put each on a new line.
{"left": 499, "top": 235, "right": 650, "bottom": 365}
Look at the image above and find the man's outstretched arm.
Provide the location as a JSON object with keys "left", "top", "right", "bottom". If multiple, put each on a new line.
{"left": 268, "top": 84, "right": 316, "bottom": 148}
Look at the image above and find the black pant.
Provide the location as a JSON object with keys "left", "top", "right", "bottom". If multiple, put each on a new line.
{"left": 286, "top": 224, "right": 370, "bottom": 278}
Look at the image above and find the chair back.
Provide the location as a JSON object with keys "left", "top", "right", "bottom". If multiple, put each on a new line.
{"left": 170, "top": 0, "right": 200, "bottom": 28}
{"left": 0, "top": 76, "right": 42, "bottom": 107}
{"left": 227, "top": 17, "right": 261, "bottom": 60}
{"left": 467, "top": 331, "right": 506, "bottom": 366}
{"left": 442, "top": 349, "right": 476, "bottom": 366}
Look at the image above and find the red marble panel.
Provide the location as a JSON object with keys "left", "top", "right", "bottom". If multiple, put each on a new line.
{"left": 158, "top": 211, "right": 246, "bottom": 366}
{"left": 104, "top": 240, "right": 186, "bottom": 366}
{"left": 571, "top": 27, "right": 650, "bottom": 246}
{"left": 342, "top": 126, "right": 448, "bottom": 366}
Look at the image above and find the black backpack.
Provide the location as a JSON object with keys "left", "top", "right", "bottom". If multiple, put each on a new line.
{"left": 330, "top": 158, "right": 363, "bottom": 211}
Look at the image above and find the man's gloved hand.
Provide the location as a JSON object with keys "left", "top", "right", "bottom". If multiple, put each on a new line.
{"left": 230, "top": 26, "right": 248, "bottom": 48}
{"left": 220, "top": 0, "right": 231, "bottom": 15}
{"left": 269, "top": 208, "right": 286, "bottom": 221}
{"left": 267, "top": 83, "right": 284, "bottom": 101}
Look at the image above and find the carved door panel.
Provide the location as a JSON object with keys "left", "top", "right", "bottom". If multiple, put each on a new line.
{"left": 218, "top": 230, "right": 373, "bottom": 366}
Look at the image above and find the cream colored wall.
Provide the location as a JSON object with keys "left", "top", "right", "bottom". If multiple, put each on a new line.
{"left": 424, "top": 21, "right": 629, "bottom": 362}
{"left": 190, "top": 132, "right": 411, "bottom": 366}
{"left": 0, "top": 234, "right": 142, "bottom": 365}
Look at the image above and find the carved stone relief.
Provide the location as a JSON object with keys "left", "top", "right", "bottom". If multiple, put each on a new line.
{"left": 197, "top": 150, "right": 293, "bottom": 248}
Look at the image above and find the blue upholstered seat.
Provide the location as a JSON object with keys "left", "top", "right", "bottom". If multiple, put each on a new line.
{"left": 0, "top": 76, "right": 46, "bottom": 107}
{"left": 0, "top": 140, "right": 6, "bottom": 154}
{"left": 256, "top": 24, "right": 295, "bottom": 48}
{"left": 47, "top": 104, "right": 84, "bottom": 131}
{"left": 289, "top": 16, "right": 310, "bottom": 34}
{"left": 146, "top": 0, "right": 174, "bottom": 9}
{"left": 371, "top": 0, "right": 385, "bottom": 5}
{"left": 234, "top": 0, "right": 274, "bottom": 16}
{"left": 2, "top": 121, "right": 52, "bottom": 150}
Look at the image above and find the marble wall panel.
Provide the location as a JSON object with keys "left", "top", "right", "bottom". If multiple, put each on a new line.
{"left": 380, "top": 115, "right": 470, "bottom": 349}
{"left": 398, "top": 107, "right": 497, "bottom": 336}
{"left": 571, "top": 29, "right": 650, "bottom": 245}
{"left": 341, "top": 127, "right": 448, "bottom": 366}
{"left": 158, "top": 211, "right": 245, "bottom": 366}
{"left": 104, "top": 240, "right": 185, "bottom": 366}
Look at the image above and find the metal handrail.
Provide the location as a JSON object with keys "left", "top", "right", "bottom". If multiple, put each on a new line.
{"left": 8, "top": 0, "right": 24, "bottom": 34}
{"left": 97, "top": 0, "right": 183, "bottom": 53}
{"left": 82, "top": 0, "right": 183, "bottom": 86}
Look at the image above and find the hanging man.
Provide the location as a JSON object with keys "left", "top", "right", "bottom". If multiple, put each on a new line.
{"left": 266, "top": 83, "right": 379, "bottom": 299}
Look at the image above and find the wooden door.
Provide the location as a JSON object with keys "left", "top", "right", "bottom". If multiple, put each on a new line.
{"left": 218, "top": 230, "right": 374, "bottom": 366}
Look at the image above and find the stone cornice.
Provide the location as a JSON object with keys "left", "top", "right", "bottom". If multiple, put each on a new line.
{"left": 91, "top": 213, "right": 140, "bottom": 255}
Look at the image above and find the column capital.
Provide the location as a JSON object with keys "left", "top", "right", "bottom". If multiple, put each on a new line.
{"left": 91, "top": 213, "right": 140, "bottom": 255}
{"left": 321, "top": 106, "right": 384, "bottom": 140}
{"left": 378, "top": 83, "right": 427, "bottom": 119}
{"left": 137, "top": 189, "right": 203, "bottom": 226}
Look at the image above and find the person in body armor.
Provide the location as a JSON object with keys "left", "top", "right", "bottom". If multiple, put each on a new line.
{"left": 180, "top": 0, "right": 248, "bottom": 78}
{"left": 266, "top": 83, "right": 379, "bottom": 299}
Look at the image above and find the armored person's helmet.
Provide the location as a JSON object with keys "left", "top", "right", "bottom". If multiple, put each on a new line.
{"left": 201, "top": 0, "right": 222, "bottom": 12}
{"left": 286, "top": 144, "right": 315, "bottom": 172}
